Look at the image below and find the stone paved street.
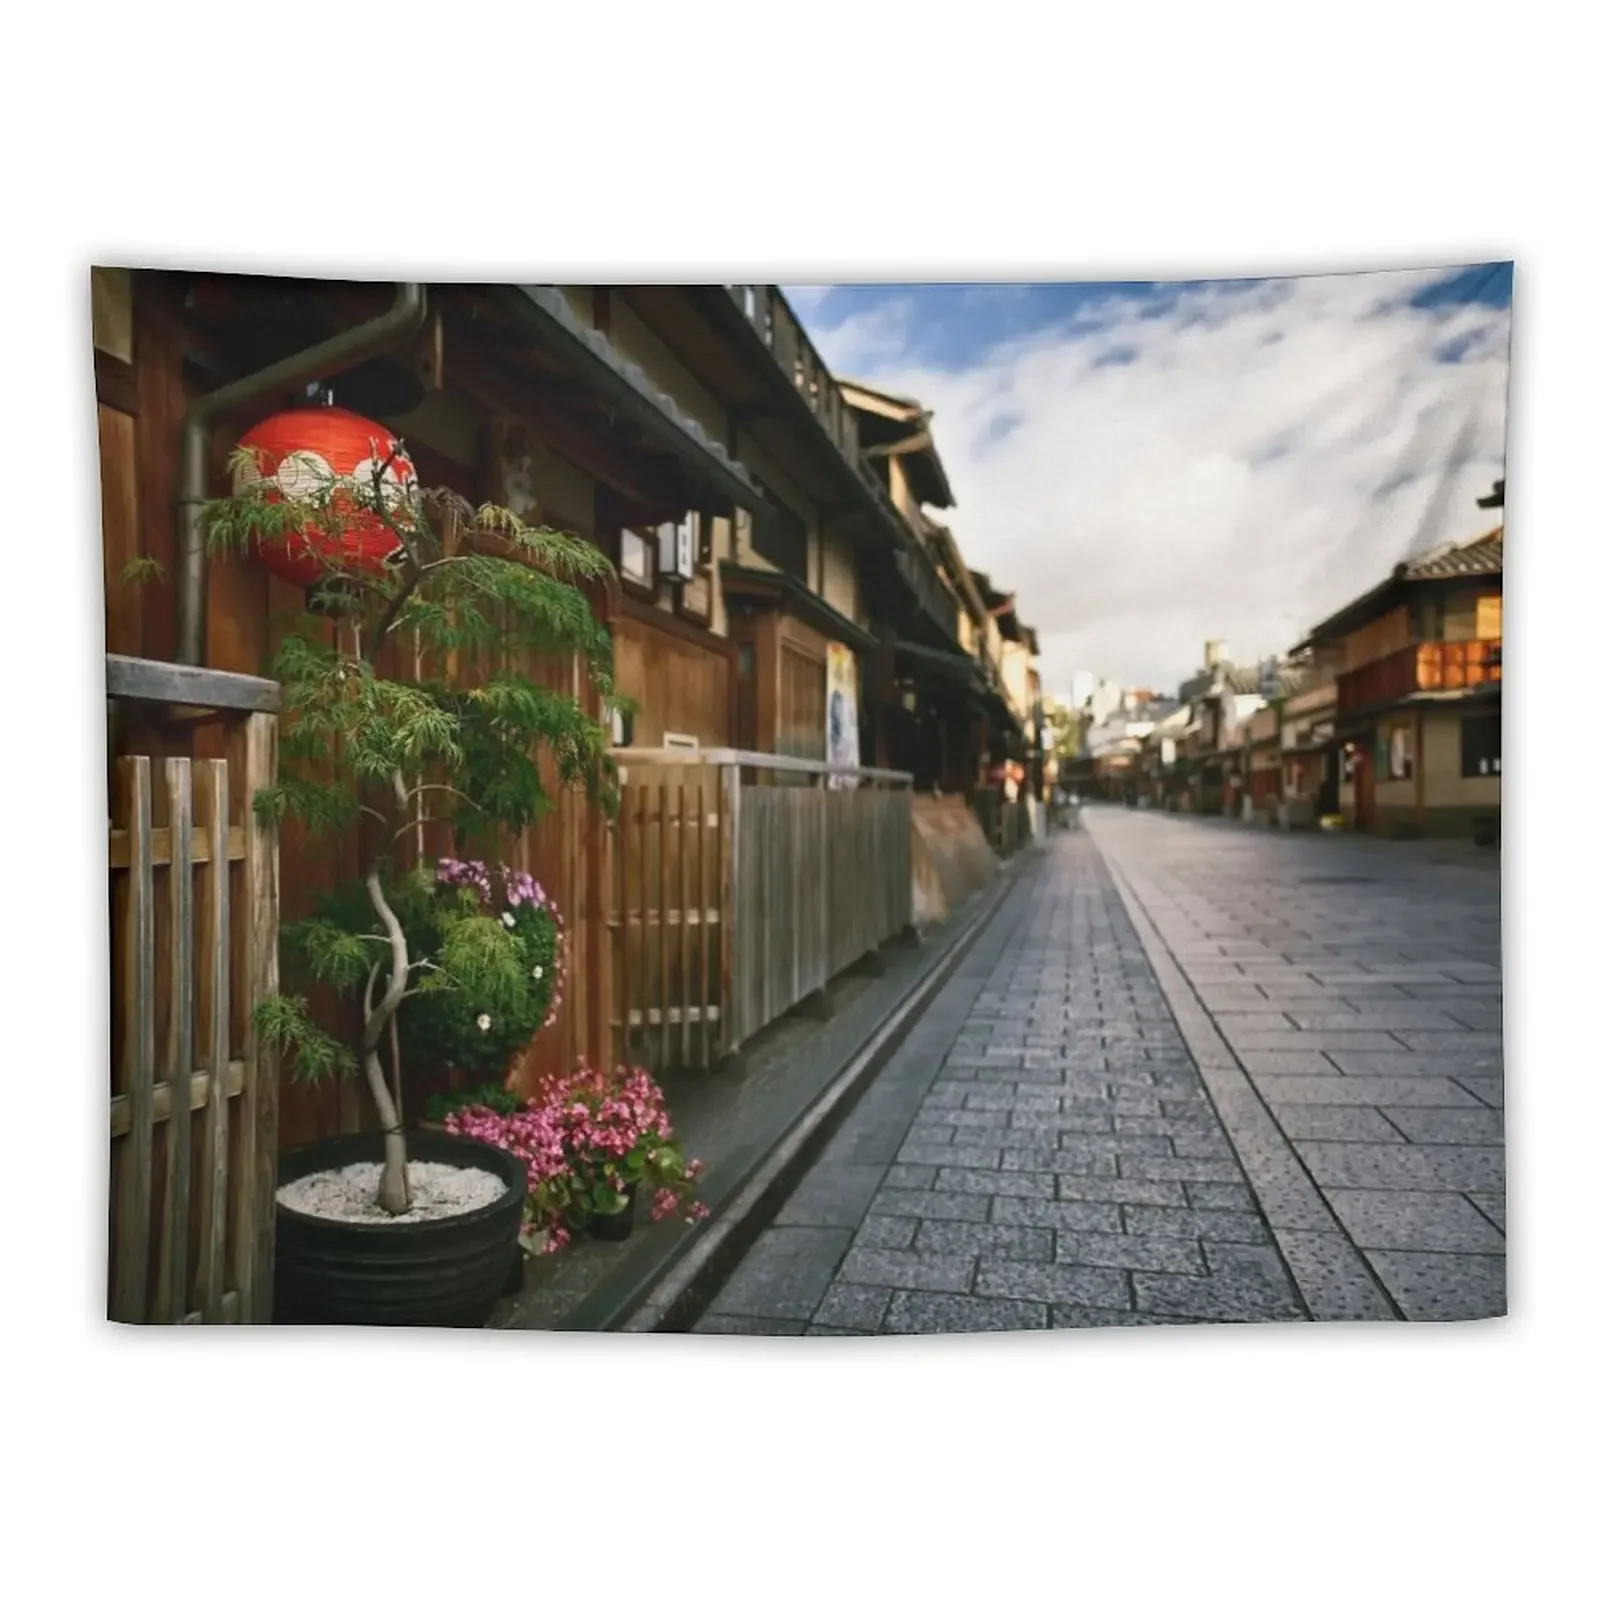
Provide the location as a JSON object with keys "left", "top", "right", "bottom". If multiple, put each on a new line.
{"left": 693, "top": 809, "right": 1504, "bottom": 1334}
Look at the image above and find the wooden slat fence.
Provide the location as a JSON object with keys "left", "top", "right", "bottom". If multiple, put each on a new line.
{"left": 610, "top": 750, "right": 912, "bottom": 1070}
{"left": 107, "top": 656, "right": 279, "bottom": 1324}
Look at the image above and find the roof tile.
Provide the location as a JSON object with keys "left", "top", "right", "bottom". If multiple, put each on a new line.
{"left": 1402, "top": 527, "right": 1503, "bottom": 580}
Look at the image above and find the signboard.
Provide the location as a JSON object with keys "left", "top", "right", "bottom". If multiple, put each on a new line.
{"left": 826, "top": 643, "right": 860, "bottom": 789}
{"left": 656, "top": 515, "right": 697, "bottom": 584}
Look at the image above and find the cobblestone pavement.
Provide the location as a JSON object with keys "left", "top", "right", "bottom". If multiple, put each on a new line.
{"left": 1085, "top": 807, "right": 1504, "bottom": 1323}
{"left": 692, "top": 810, "right": 1504, "bottom": 1335}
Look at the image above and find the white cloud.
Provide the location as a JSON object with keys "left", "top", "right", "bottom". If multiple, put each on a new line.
{"left": 799, "top": 270, "right": 1509, "bottom": 696}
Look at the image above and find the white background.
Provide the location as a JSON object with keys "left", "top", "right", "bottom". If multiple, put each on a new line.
{"left": 0, "top": 4, "right": 1590, "bottom": 1595}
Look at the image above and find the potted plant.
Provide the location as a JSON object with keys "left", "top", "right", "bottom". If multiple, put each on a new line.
{"left": 394, "top": 857, "right": 566, "bottom": 1128}
{"left": 202, "top": 436, "right": 618, "bottom": 1326}
{"left": 445, "top": 1062, "right": 708, "bottom": 1257}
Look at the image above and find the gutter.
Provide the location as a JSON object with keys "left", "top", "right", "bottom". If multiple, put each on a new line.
{"left": 176, "top": 282, "right": 428, "bottom": 665}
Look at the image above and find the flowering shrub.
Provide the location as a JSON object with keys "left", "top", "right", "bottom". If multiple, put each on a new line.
{"left": 445, "top": 1061, "right": 708, "bottom": 1254}
{"left": 423, "top": 1082, "right": 522, "bottom": 1125}
{"left": 397, "top": 859, "right": 565, "bottom": 1089}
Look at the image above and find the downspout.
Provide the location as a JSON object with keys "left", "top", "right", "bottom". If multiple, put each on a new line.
{"left": 175, "top": 282, "right": 428, "bottom": 665}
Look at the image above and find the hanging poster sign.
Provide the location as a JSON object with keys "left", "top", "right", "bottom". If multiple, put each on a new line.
{"left": 826, "top": 643, "right": 860, "bottom": 789}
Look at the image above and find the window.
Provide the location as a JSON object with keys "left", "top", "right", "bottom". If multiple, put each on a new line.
{"left": 751, "top": 491, "right": 809, "bottom": 583}
{"left": 1461, "top": 714, "right": 1501, "bottom": 777}
{"left": 1476, "top": 592, "right": 1502, "bottom": 640}
{"left": 1382, "top": 725, "right": 1413, "bottom": 781}
{"left": 619, "top": 526, "right": 656, "bottom": 597}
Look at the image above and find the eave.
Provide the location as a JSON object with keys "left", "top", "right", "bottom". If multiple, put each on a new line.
{"left": 894, "top": 638, "right": 981, "bottom": 686}
{"left": 719, "top": 561, "right": 878, "bottom": 655}
{"left": 497, "top": 285, "right": 764, "bottom": 517}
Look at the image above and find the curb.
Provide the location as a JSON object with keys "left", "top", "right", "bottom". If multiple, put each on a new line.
{"left": 586, "top": 864, "right": 1022, "bottom": 1333}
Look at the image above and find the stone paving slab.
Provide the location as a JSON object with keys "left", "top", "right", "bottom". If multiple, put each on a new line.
{"left": 692, "top": 808, "right": 1504, "bottom": 1333}
{"left": 1085, "top": 807, "right": 1504, "bottom": 1325}
{"left": 1364, "top": 1249, "right": 1508, "bottom": 1320}
{"left": 694, "top": 834, "right": 1314, "bottom": 1335}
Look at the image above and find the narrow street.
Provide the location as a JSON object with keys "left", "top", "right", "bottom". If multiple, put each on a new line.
{"left": 694, "top": 809, "right": 1504, "bottom": 1333}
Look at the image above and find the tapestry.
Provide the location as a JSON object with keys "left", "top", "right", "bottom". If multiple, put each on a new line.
{"left": 96, "top": 266, "right": 1507, "bottom": 1333}
{"left": 826, "top": 640, "right": 861, "bottom": 785}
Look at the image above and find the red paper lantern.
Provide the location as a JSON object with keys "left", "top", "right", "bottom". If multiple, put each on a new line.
{"left": 232, "top": 406, "right": 420, "bottom": 588}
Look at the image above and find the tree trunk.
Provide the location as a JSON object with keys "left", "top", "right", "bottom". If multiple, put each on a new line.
{"left": 365, "top": 862, "right": 414, "bottom": 1216}
{"left": 364, "top": 1044, "right": 412, "bottom": 1214}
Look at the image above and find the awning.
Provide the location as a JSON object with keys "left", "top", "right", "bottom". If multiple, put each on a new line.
{"left": 893, "top": 638, "right": 981, "bottom": 689}
{"left": 981, "top": 687, "right": 1024, "bottom": 739}
{"left": 500, "top": 286, "right": 765, "bottom": 518}
{"left": 720, "top": 562, "right": 878, "bottom": 655}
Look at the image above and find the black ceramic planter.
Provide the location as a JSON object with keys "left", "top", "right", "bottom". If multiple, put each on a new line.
{"left": 274, "top": 1131, "right": 526, "bottom": 1328}
{"left": 588, "top": 1185, "right": 638, "bottom": 1243}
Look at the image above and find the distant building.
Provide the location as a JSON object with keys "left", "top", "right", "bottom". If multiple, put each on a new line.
{"left": 1295, "top": 515, "right": 1502, "bottom": 840}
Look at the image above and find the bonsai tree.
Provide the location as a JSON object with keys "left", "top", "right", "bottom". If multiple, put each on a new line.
{"left": 202, "top": 437, "right": 618, "bottom": 1215}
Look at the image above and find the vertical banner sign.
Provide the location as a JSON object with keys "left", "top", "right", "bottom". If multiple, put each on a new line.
{"left": 826, "top": 643, "right": 860, "bottom": 789}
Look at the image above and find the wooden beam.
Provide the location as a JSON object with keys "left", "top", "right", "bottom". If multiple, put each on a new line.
{"left": 94, "top": 348, "right": 139, "bottom": 413}
{"left": 112, "top": 1058, "right": 245, "bottom": 1139}
{"left": 614, "top": 593, "right": 739, "bottom": 663}
{"left": 106, "top": 655, "right": 281, "bottom": 714}
{"left": 862, "top": 431, "right": 935, "bottom": 459}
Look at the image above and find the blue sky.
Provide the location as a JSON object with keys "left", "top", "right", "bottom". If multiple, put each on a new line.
{"left": 785, "top": 264, "right": 1512, "bottom": 696}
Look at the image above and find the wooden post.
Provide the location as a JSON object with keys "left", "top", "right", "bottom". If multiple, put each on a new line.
{"left": 657, "top": 781, "right": 668, "bottom": 1067}
{"left": 238, "top": 712, "right": 279, "bottom": 1324}
{"left": 677, "top": 783, "right": 689, "bottom": 1068}
{"left": 112, "top": 757, "right": 155, "bottom": 1323}
{"left": 195, "top": 759, "right": 231, "bottom": 1323}
{"left": 698, "top": 785, "right": 711, "bottom": 1069}
{"left": 614, "top": 784, "right": 632, "bottom": 1070}
{"left": 719, "top": 764, "right": 739, "bottom": 1058}
{"left": 1414, "top": 710, "right": 1427, "bottom": 833}
{"left": 154, "top": 758, "right": 195, "bottom": 1323}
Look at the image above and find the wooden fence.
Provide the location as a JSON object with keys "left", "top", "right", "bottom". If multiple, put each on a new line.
{"left": 610, "top": 750, "right": 913, "bottom": 1071}
{"left": 107, "top": 656, "right": 279, "bottom": 1324}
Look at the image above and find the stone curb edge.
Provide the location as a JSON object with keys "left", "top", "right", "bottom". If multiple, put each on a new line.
{"left": 601, "top": 863, "right": 1024, "bottom": 1334}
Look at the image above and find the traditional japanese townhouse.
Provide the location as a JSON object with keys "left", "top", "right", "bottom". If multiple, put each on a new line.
{"left": 1174, "top": 642, "right": 1262, "bottom": 815}
{"left": 1279, "top": 642, "right": 1341, "bottom": 828}
{"left": 827, "top": 376, "right": 1019, "bottom": 910}
{"left": 1142, "top": 703, "right": 1195, "bottom": 810}
{"left": 1295, "top": 516, "right": 1503, "bottom": 839}
{"left": 1242, "top": 702, "right": 1282, "bottom": 824}
{"left": 830, "top": 381, "right": 1042, "bottom": 839}
{"left": 95, "top": 271, "right": 803, "bottom": 1133}
{"left": 829, "top": 378, "right": 983, "bottom": 790}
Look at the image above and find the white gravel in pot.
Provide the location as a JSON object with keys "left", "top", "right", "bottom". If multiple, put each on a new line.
{"left": 277, "top": 1161, "right": 508, "bottom": 1224}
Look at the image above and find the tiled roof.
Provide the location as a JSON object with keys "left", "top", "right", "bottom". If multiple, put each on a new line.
{"left": 1401, "top": 527, "right": 1503, "bottom": 580}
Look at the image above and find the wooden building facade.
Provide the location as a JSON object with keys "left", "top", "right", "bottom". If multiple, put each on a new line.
{"left": 95, "top": 270, "right": 1042, "bottom": 1162}
{"left": 1298, "top": 524, "right": 1503, "bottom": 839}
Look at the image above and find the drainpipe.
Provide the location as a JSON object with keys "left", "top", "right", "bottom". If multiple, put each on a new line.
{"left": 175, "top": 282, "right": 428, "bottom": 665}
